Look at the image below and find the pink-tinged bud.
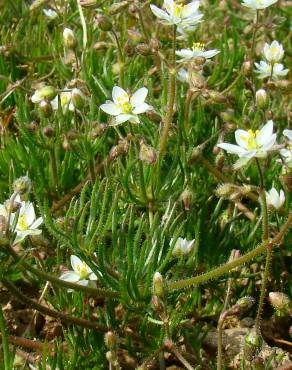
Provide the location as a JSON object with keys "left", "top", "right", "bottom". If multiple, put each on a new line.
{"left": 43, "top": 125, "right": 55, "bottom": 137}
{"left": 179, "top": 188, "right": 193, "bottom": 211}
{"left": 269, "top": 292, "right": 290, "bottom": 310}
{"left": 255, "top": 89, "right": 269, "bottom": 110}
{"left": 39, "top": 100, "right": 53, "bottom": 117}
{"left": 63, "top": 28, "right": 77, "bottom": 49}
{"left": 139, "top": 141, "right": 157, "bottom": 164}
{"left": 242, "top": 60, "right": 252, "bottom": 76}
{"left": 153, "top": 272, "right": 164, "bottom": 297}
{"left": 151, "top": 295, "right": 165, "bottom": 313}
{"left": 108, "top": 1, "right": 129, "bottom": 15}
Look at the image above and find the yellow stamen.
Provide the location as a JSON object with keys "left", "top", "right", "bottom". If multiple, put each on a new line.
{"left": 173, "top": 2, "right": 184, "bottom": 17}
{"left": 18, "top": 215, "right": 28, "bottom": 231}
{"left": 192, "top": 42, "right": 205, "bottom": 52}
{"left": 76, "top": 262, "right": 89, "bottom": 280}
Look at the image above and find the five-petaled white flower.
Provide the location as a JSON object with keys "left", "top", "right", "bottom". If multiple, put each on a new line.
{"left": 171, "top": 237, "right": 195, "bottom": 257}
{"left": 60, "top": 255, "right": 97, "bottom": 288}
{"left": 100, "top": 86, "right": 152, "bottom": 125}
{"left": 217, "top": 120, "right": 277, "bottom": 168}
{"left": 265, "top": 188, "right": 285, "bottom": 210}
{"left": 241, "top": 0, "right": 277, "bottom": 10}
{"left": 51, "top": 89, "right": 75, "bottom": 112}
{"left": 279, "top": 148, "right": 292, "bottom": 168}
{"left": 10, "top": 195, "right": 43, "bottom": 244}
{"left": 176, "top": 43, "right": 219, "bottom": 62}
{"left": 254, "top": 61, "right": 288, "bottom": 80}
{"left": 263, "top": 41, "right": 284, "bottom": 63}
{"left": 150, "top": 0, "right": 203, "bottom": 32}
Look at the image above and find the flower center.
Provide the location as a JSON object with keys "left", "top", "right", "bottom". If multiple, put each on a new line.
{"left": 75, "top": 262, "right": 89, "bottom": 280}
{"left": 120, "top": 102, "right": 132, "bottom": 114}
{"left": 192, "top": 42, "right": 205, "bottom": 52}
{"left": 240, "top": 129, "right": 261, "bottom": 150}
{"left": 173, "top": 2, "right": 184, "bottom": 17}
{"left": 17, "top": 215, "right": 29, "bottom": 231}
{"left": 61, "top": 94, "right": 70, "bottom": 107}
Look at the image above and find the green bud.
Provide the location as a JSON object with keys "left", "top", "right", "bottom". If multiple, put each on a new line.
{"left": 255, "top": 89, "right": 269, "bottom": 110}
{"left": 95, "top": 15, "right": 112, "bottom": 32}
{"left": 63, "top": 28, "right": 77, "bottom": 49}
{"left": 244, "top": 331, "right": 263, "bottom": 361}
{"left": 153, "top": 272, "right": 165, "bottom": 297}
{"left": 71, "top": 88, "right": 85, "bottom": 110}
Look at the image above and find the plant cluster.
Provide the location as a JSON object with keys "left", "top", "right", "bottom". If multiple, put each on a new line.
{"left": 0, "top": 0, "right": 291, "bottom": 369}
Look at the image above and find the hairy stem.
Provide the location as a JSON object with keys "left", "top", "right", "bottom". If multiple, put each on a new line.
{"left": 0, "top": 305, "right": 10, "bottom": 370}
{"left": 159, "top": 25, "right": 176, "bottom": 155}
{"left": 168, "top": 213, "right": 291, "bottom": 291}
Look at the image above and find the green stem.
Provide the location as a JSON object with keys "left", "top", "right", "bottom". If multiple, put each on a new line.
{"left": 250, "top": 10, "right": 259, "bottom": 60}
{"left": 158, "top": 25, "right": 176, "bottom": 156}
{"left": 255, "top": 247, "right": 272, "bottom": 334}
{"left": 168, "top": 213, "right": 291, "bottom": 291}
{"left": 112, "top": 30, "right": 125, "bottom": 88}
{"left": 49, "top": 147, "right": 58, "bottom": 191}
{"left": 217, "top": 317, "right": 224, "bottom": 370}
{"left": 0, "top": 305, "right": 10, "bottom": 370}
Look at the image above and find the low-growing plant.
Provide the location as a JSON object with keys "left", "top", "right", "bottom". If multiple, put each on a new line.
{"left": 0, "top": 0, "right": 291, "bottom": 369}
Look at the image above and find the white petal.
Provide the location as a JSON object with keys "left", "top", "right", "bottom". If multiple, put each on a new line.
{"left": 71, "top": 255, "right": 83, "bottom": 272}
{"left": 130, "top": 88, "right": 148, "bottom": 107}
{"left": 150, "top": 5, "right": 171, "bottom": 22}
{"left": 114, "top": 114, "right": 133, "bottom": 124}
{"left": 100, "top": 103, "right": 121, "bottom": 116}
{"left": 261, "top": 133, "right": 276, "bottom": 150}
{"left": 76, "top": 279, "right": 89, "bottom": 286}
{"left": 235, "top": 129, "right": 250, "bottom": 149}
{"left": 132, "top": 103, "right": 152, "bottom": 114}
{"left": 279, "top": 190, "right": 285, "bottom": 206}
{"left": 59, "top": 271, "right": 80, "bottom": 282}
{"left": 283, "top": 129, "right": 292, "bottom": 141}
{"left": 181, "top": 1, "right": 200, "bottom": 17}
{"left": 256, "top": 120, "right": 274, "bottom": 147}
{"left": 112, "top": 86, "right": 129, "bottom": 104}
{"left": 202, "top": 49, "right": 220, "bottom": 58}
{"left": 176, "top": 49, "right": 194, "bottom": 61}
{"left": 164, "top": 0, "right": 174, "bottom": 13}
{"left": 30, "top": 217, "right": 43, "bottom": 230}
{"left": 233, "top": 156, "right": 252, "bottom": 169}
{"left": 89, "top": 272, "right": 98, "bottom": 280}
{"left": 24, "top": 203, "right": 36, "bottom": 225}
{"left": 217, "top": 143, "right": 247, "bottom": 155}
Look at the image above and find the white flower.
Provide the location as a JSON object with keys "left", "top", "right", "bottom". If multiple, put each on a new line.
{"left": 283, "top": 129, "right": 292, "bottom": 142}
{"left": 217, "top": 120, "right": 277, "bottom": 168}
{"left": 10, "top": 195, "right": 43, "bottom": 244}
{"left": 241, "top": 0, "right": 277, "bottom": 10}
{"left": 100, "top": 86, "right": 152, "bottom": 125}
{"left": 177, "top": 68, "right": 190, "bottom": 83}
{"left": 265, "top": 188, "right": 285, "bottom": 210}
{"left": 31, "top": 86, "right": 56, "bottom": 103}
{"left": 43, "top": 9, "right": 58, "bottom": 19}
{"left": 176, "top": 43, "right": 219, "bottom": 62}
{"left": 150, "top": 0, "right": 203, "bottom": 31}
{"left": 263, "top": 41, "right": 284, "bottom": 63}
{"left": 254, "top": 61, "right": 289, "bottom": 80}
{"left": 171, "top": 237, "right": 195, "bottom": 257}
{"left": 279, "top": 148, "right": 292, "bottom": 168}
{"left": 60, "top": 255, "right": 97, "bottom": 288}
{"left": 51, "top": 90, "right": 74, "bottom": 112}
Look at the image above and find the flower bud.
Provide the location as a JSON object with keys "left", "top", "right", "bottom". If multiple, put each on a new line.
{"left": 139, "top": 141, "right": 157, "bottom": 164}
{"left": 108, "top": 1, "right": 128, "bottom": 15}
{"left": 136, "top": 43, "right": 151, "bottom": 56}
{"left": 220, "top": 109, "right": 235, "bottom": 123}
{"left": 269, "top": 292, "right": 290, "bottom": 311}
{"left": 124, "top": 40, "right": 135, "bottom": 57}
{"left": 104, "top": 331, "right": 117, "bottom": 349}
{"left": 235, "top": 296, "right": 255, "bottom": 313}
{"left": 31, "top": 85, "right": 57, "bottom": 103}
{"left": 151, "top": 295, "right": 165, "bottom": 313}
{"left": 179, "top": 188, "right": 193, "bottom": 211}
{"left": 215, "top": 183, "right": 237, "bottom": 198}
{"left": 39, "top": 100, "right": 53, "bottom": 117}
{"left": 242, "top": 60, "right": 252, "bottom": 76}
{"left": 13, "top": 176, "right": 32, "bottom": 195}
{"left": 93, "top": 42, "right": 111, "bottom": 51}
{"left": 63, "top": 28, "right": 77, "bottom": 49}
{"left": 127, "top": 30, "right": 143, "bottom": 44}
{"left": 255, "top": 89, "right": 269, "bottom": 110}
{"left": 71, "top": 88, "right": 85, "bottom": 110}
{"left": 43, "top": 126, "right": 55, "bottom": 137}
{"left": 244, "top": 331, "right": 263, "bottom": 361}
{"left": 95, "top": 15, "right": 112, "bottom": 32}
{"left": 146, "top": 110, "right": 161, "bottom": 123}
{"left": 153, "top": 272, "right": 164, "bottom": 297}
